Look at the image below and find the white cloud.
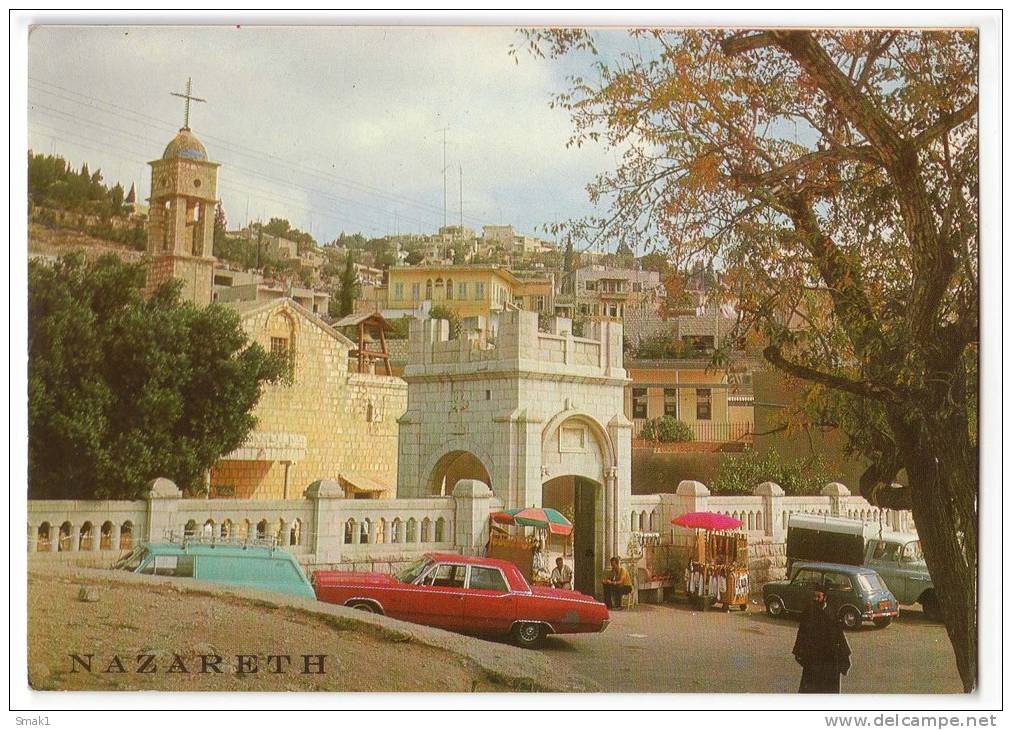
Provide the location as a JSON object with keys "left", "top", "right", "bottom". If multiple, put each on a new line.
{"left": 28, "top": 25, "right": 622, "bottom": 242}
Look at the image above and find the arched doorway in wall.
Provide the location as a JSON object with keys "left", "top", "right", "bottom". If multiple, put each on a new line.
{"left": 427, "top": 450, "right": 492, "bottom": 495}
{"left": 542, "top": 475, "right": 602, "bottom": 596}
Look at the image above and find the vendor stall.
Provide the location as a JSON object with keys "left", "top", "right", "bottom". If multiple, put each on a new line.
{"left": 674, "top": 512, "right": 750, "bottom": 612}
{"left": 488, "top": 507, "right": 573, "bottom": 586}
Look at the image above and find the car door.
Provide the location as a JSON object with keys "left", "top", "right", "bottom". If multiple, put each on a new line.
{"left": 892, "top": 541, "right": 930, "bottom": 604}
{"left": 822, "top": 569, "right": 859, "bottom": 617}
{"left": 461, "top": 565, "right": 515, "bottom": 635}
{"left": 866, "top": 540, "right": 903, "bottom": 595}
{"left": 411, "top": 562, "right": 467, "bottom": 631}
{"left": 786, "top": 567, "right": 823, "bottom": 612}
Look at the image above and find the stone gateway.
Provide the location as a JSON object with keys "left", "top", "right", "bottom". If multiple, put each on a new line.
{"left": 396, "top": 310, "right": 632, "bottom": 593}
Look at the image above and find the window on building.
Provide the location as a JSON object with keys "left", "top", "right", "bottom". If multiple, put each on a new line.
{"left": 271, "top": 336, "right": 289, "bottom": 354}
{"left": 411, "top": 282, "right": 420, "bottom": 301}
{"left": 446, "top": 278, "right": 453, "bottom": 300}
{"left": 458, "top": 282, "right": 467, "bottom": 299}
{"left": 425, "top": 279, "right": 433, "bottom": 299}
{"left": 394, "top": 282, "right": 404, "bottom": 300}
{"left": 585, "top": 280, "right": 597, "bottom": 291}
{"left": 475, "top": 282, "right": 485, "bottom": 300}
{"left": 696, "top": 389, "right": 712, "bottom": 420}
{"left": 633, "top": 282, "right": 642, "bottom": 293}
{"left": 632, "top": 387, "right": 648, "bottom": 419}
{"left": 664, "top": 388, "right": 678, "bottom": 417}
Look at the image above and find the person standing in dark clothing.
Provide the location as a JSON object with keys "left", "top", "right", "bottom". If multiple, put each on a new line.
{"left": 793, "top": 584, "right": 852, "bottom": 693}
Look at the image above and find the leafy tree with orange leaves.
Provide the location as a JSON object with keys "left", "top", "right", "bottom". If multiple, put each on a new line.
{"left": 520, "top": 28, "right": 978, "bottom": 690}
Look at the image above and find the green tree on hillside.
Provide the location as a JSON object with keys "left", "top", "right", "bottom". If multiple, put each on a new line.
{"left": 28, "top": 254, "right": 285, "bottom": 499}
{"left": 339, "top": 254, "right": 357, "bottom": 317}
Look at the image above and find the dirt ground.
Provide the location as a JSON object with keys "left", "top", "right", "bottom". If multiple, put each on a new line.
{"left": 538, "top": 599, "right": 964, "bottom": 693}
{"left": 27, "top": 567, "right": 593, "bottom": 692}
{"left": 27, "top": 565, "right": 962, "bottom": 694}
{"left": 28, "top": 223, "right": 144, "bottom": 262}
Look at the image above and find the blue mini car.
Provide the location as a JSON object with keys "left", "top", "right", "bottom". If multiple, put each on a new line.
{"left": 114, "top": 541, "right": 316, "bottom": 599}
{"left": 762, "top": 561, "right": 899, "bottom": 629}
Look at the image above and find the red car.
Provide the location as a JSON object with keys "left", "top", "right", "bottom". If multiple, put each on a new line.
{"left": 313, "top": 552, "right": 610, "bottom": 648}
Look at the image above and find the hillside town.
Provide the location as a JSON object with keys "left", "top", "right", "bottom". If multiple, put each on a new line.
{"left": 22, "top": 23, "right": 982, "bottom": 703}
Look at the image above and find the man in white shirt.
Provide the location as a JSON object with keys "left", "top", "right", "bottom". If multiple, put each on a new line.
{"left": 551, "top": 557, "right": 573, "bottom": 590}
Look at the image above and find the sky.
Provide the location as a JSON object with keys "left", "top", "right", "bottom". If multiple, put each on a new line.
{"left": 27, "top": 25, "right": 639, "bottom": 246}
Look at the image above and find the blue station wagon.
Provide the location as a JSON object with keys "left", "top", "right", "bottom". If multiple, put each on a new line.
{"left": 762, "top": 561, "right": 899, "bottom": 629}
{"left": 114, "top": 542, "right": 316, "bottom": 599}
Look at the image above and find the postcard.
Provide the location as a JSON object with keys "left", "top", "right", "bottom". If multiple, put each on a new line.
{"left": 12, "top": 14, "right": 1001, "bottom": 717}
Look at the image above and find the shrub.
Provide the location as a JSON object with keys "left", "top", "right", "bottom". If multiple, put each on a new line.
{"left": 640, "top": 416, "right": 693, "bottom": 443}
{"left": 428, "top": 305, "right": 461, "bottom": 338}
{"left": 710, "top": 448, "right": 829, "bottom": 496}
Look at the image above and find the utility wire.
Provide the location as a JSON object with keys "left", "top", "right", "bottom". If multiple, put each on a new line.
{"left": 29, "top": 77, "right": 492, "bottom": 229}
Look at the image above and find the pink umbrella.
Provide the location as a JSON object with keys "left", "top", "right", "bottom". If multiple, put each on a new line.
{"left": 671, "top": 511, "right": 743, "bottom": 531}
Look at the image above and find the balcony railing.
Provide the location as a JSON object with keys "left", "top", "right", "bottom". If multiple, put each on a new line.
{"left": 632, "top": 418, "right": 753, "bottom": 443}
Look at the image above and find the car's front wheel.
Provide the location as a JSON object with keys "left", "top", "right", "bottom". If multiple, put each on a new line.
{"left": 765, "top": 595, "right": 786, "bottom": 618}
{"left": 511, "top": 622, "right": 545, "bottom": 649}
{"left": 839, "top": 606, "right": 862, "bottom": 630}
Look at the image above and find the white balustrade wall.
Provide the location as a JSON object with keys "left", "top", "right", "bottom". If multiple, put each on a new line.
{"left": 28, "top": 476, "right": 913, "bottom": 582}
{"left": 25, "top": 478, "right": 494, "bottom": 571}
{"left": 629, "top": 481, "right": 915, "bottom": 545}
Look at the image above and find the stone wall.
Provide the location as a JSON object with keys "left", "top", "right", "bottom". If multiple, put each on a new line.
{"left": 26, "top": 478, "right": 493, "bottom": 572}
{"left": 211, "top": 300, "right": 407, "bottom": 499}
{"left": 28, "top": 476, "right": 915, "bottom": 598}
{"left": 627, "top": 480, "right": 916, "bottom": 595}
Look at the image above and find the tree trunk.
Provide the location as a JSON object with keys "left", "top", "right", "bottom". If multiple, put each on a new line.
{"left": 892, "top": 414, "right": 977, "bottom": 692}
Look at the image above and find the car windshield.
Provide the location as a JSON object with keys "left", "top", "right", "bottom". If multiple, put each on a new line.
{"left": 394, "top": 556, "right": 433, "bottom": 584}
{"left": 901, "top": 540, "right": 924, "bottom": 562}
{"left": 113, "top": 546, "right": 148, "bottom": 572}
{"left": 857, "top": 573, "right": 885, "bottom": 592}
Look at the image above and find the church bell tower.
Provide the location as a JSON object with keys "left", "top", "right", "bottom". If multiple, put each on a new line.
{"left": 145, "top": 78, "right": 218, "bottom": 306}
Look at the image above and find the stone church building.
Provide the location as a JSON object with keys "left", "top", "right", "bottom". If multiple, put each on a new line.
{"left": 144, "top": 122, "right": 405, "bottom": 500}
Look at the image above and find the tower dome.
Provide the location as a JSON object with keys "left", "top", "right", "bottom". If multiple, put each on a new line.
{"left": 162, "top": 127, "right": 208, "bottom": 161}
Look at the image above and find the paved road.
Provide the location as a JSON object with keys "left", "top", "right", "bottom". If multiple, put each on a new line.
{"left": 539, "top": 600, "right": 963, "bottom": 693}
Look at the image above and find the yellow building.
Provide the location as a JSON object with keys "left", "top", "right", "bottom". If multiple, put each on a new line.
{"left": 513, "top": 274, "right": 555, "bottom": 314}
{"left": 625, "top": 358, "right": 755, "bottom": 443}
{"left": 209, "top": 298, "right": 406, "bottom": 499}
{"left": 385, "top": 265, "right": 523, "bottom": 320}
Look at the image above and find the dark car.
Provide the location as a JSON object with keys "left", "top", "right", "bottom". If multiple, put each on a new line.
{"left": 762, "top": 561, "right": 899, "bottom": 629}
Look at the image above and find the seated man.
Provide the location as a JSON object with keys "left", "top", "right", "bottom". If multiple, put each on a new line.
{"left": 551, "top": 556, "right": 573, "bottom": 590}
{"left": 602, "top": 556, "right": 633, "bottom": 610}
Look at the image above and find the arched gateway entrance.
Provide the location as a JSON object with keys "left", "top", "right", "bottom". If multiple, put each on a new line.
{"left": 396, "top": 311, "right": 633, "bottom": 595}
{"left": 427, "top": 450, "right": 492, "bottom": 496}
{"left": 543, "top": 475, "right": 601, "bottom": 595}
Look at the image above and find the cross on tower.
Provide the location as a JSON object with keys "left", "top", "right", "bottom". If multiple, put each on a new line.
{"left": 170, "top": 77, "right": 206, "bottom": 130}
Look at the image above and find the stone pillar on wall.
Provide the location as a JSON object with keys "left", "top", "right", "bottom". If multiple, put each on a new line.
{"left": 755, "top": 481, "right": 785, "bottom": 541}
{"left": 305, "top": 479, "right": 343, "bottom": 563}
{"left": 654, "top": 480, "right": 710, "bottom": 579}
{"left": 670, "top": 479, "right": 709, "bottom": 547}
{"left": 452, "top": 478, "right": 493, "bottom": 556}
{"left": 145, "top": 478, "right": 182, "bottom": 542}
{"left": 821, "top": 482, "right": 850, "bottom": 518}
{"left": 608, "top": 414, "right": 633, "bottom": 561}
